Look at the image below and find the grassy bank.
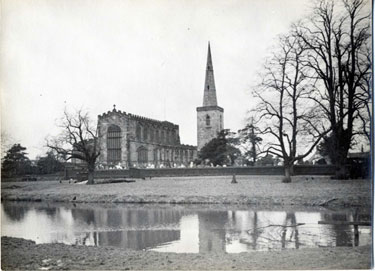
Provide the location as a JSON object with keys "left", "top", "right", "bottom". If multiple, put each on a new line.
{"left": 1, "top": 175, "right": 371, "bottom": 207}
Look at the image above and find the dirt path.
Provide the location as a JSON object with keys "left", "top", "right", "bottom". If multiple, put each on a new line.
{"left": 1, "top": 176, "right": 371, "bottom": 207}
{"left": 1, "top": 237, "right": 371, "bottom": 270}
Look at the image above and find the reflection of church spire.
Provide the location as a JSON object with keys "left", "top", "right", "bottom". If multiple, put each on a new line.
{"left": 203, "top": 42, "right": 218, "bottom": 106}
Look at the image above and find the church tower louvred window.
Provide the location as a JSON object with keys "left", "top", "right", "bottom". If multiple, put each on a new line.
{"left": 206, "top": 115, "right": 210, "bottom": 126}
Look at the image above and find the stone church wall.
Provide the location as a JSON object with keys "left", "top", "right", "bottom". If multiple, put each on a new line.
{"left": 97, "top": 108, "right": 197, "bottom": 169}
{"left": 97, "top": 110, "right": 129, "bottom": 168}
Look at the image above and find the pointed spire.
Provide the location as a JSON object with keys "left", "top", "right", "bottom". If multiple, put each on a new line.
{"left": 207, "top": 42, "right": 213, "bottom": 71}
{"left": 203, "top": 42, "right": 218, "bottom": 106}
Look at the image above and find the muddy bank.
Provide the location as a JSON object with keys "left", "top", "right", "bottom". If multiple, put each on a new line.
{"left": 1, "top": 237, "right": 371, "bottom": 270}
{"left": 1, "top": 176, "right": 371, "bottom": 207}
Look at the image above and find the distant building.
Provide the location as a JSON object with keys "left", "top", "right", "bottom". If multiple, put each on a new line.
{"left": 97, "top": 109, "right": 197, "bottom": 168}
{"left": 197, "top": 43, "right": 224, "bottom": 151}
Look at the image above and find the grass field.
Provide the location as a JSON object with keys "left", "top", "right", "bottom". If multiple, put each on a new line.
{"left": 1, "top": 175, "right": 371, "bottom": 207}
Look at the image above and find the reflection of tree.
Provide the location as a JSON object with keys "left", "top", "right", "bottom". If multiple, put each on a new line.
{"left": 239, "top": 211, "right": 260, "bottom": 250}
{"left": 281, "top": 212, "right": 300, "bottom": 249}
{"left": 252, "top": 212, "right": 259, "bottom": 250}
{"left": 71, "top": 208, "right": 96, "bottom": 225}
{"left": 323, "top": 212, "right": 352, "bottom": 247}
{"left": 2, "top": 202, "right": 28, "bottom": 221}
{"left": 198, "top": 211, "right": 227, "bottom": 253}
{"left": 35, "top": 207, "right": 57, "bottom": 218}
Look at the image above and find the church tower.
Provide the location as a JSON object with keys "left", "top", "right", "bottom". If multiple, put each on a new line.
{"left": 197, "top": 43, "right": 224, "bottom": 151}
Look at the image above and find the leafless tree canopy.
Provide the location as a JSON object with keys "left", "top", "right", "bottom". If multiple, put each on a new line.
{"left": 296, "top": 0, "right": 371, "bottom": 175}
{"left": 252, "top": 32, "right": 331, "bottom": 179}
{"left": 251, "top": 0, "right": 371, "bottom": 179}
{"left": 47, "top": 109, "right": 100, "bottom": 184}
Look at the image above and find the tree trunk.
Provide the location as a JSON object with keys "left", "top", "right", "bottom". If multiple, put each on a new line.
{"left": 282, "top": 165, "right": 293, "bottom": 183}
{"left": 87, "top": 163, "right": 95, "bottom": 185}
{"left": 335, "top": 162, "right": 347, "bottom": 180}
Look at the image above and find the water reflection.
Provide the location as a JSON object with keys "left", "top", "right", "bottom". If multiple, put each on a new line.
{"left": 1, "top": 202, "right": 371, "bottom": 253}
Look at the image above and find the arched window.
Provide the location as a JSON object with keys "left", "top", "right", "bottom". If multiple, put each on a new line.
{"left": 161, "top": 130, "right": 165, "bottom": 143}
{"left": 155, "top": 130, "right": 160, "bottom": 143}
{"left": 143, "top": 127, "right": 148, "bottom": 141}
{"left": 206, "top": 115, "right": 210, "bottom": 126}
{"left": 107, "top": 125, "right": 121, "bottom": 164}
{"left": 136, "top": 125, "right": 142, "bottom": 141}
{"left": 137, "top": 147, "right": 148, "bottom": 164}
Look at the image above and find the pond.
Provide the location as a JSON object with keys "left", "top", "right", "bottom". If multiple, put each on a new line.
{"left": 1, "top": 202, "right": 371, "bottom": 253}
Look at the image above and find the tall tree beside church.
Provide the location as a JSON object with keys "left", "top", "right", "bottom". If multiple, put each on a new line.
{"left": 199, "top": 129, "right": 240, "bottom": 166}
{"left": 252, "top": 33, "right": 330, "bottom": 182}
{"left": 47, "top": 109, "right": 100, "bottom": 184}
{"left": 296, "top": 0, "right": 371, "bottom": 178}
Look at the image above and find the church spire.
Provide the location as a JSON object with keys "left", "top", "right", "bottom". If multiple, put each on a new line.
{"left": 203, "top": 42, "right": 218, "bottom": 106}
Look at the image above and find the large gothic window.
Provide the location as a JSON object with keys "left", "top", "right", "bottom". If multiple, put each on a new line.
{"left": 137, "top": 147, "right": 148, "bottom": 164}
{"left": 107, "top": 125, "right": 121, "bottom": 164}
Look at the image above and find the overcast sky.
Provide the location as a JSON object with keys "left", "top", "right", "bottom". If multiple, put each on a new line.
{"left": 1, "top": 0, "right": 314, "bottom": 159}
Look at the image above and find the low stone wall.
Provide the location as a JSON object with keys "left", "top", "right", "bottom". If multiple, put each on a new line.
{"left": 66, "top": 165, "right": 336, "bottom": 180}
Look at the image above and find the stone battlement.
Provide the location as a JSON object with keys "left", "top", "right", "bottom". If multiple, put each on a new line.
{"left": 98, "top": 109, "right": 178, "bottom": 128}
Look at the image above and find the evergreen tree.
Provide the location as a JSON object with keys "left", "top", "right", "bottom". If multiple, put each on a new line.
{"left": 199, "top": 129, "right": 241, "bottom": 166}
{"left": 1, "top": 144, "right": 31, "bottom": 177}
{"left": 36, "top": 151, "right": 64, "bottom": 174}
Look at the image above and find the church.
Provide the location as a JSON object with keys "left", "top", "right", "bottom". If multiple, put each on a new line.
{"left": 96, "top": 43, "right": 224, "bottom": 169}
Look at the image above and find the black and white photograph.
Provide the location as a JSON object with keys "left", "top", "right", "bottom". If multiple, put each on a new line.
{"left": 1, "top": 0, "right": 372, "bottom": 269}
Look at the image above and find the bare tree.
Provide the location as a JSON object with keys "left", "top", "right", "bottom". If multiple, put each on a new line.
{"left": 296, "top": 0, "right": 371, "bottom": 178}
{"left": 47, "top": 109, "right": 100, "bottom": 184}
{"left": 252, "top": 33, "right": 330, "bottom": 182}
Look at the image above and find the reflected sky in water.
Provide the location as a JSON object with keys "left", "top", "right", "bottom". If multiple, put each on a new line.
{"left": 1, "top": 202, "right": 371, "bottom": 253}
